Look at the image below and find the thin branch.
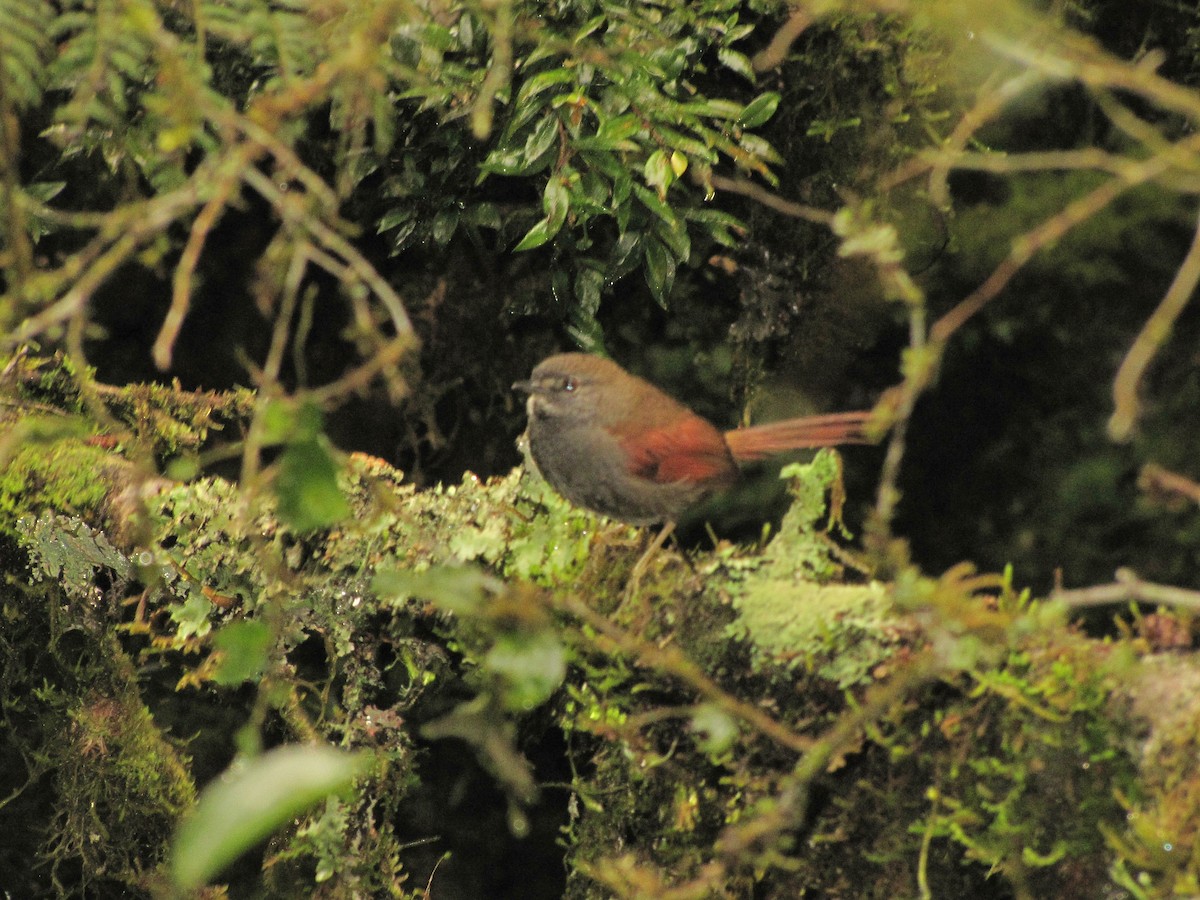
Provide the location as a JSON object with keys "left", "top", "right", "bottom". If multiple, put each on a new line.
{"left": 309, "top": 335, "right": 415, "bottom": 407}
{"left": 554, "top": 592, "right": 814, "bottom": 755}
{"left": 929, "top": 147, "right": 1145, "bottom": 179}
{"left": 472, "top": 0, "right": 514, "bottom": 138}
{"left": 5, "top": 187, "right": 202, "bottom": 349}
{"left": 930, "top": 133, "right": 1200, "bottom": 346}
{"left": 242, "top": 168, "right": 415, "bottom": 343}
{"left": 751, "top": 6, "right": 813, "bottom": 72}
{"left": 707, "top": 173, "right": 832, "bottom": 225}
{"left": 1109, "top": 205, "right": 1200, "bottom": 440}
{"left": 929, "top": 70, "right": 1045, "bottom": 209}
{"left": 154, "top": 146, "right": 259, "bottom": 371}
{"left": 986, "top": 30, "right": 1200, "bottom": 126}
{"left": 1139, "top": 463, "right": 1200, "bottom": 506}
{"left": 717, "top": 650, "right": 939, "bottom": 860}
{"left": 1052, "top": 568, "right": 1200, "bottom": 611}
{"left": 259, "top": 241, "right": 308, "bottom": 388}
{"left": 13, "top": 231, "right": 142, "bottom": 346}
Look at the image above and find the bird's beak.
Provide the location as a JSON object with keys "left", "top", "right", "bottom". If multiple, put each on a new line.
{"left": 512, "top": 379, "right": 533, "bottom": 393}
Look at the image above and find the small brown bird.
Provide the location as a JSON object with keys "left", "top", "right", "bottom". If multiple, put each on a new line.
{"left": 515, "top": 353, "right": 873, "bottom": 525}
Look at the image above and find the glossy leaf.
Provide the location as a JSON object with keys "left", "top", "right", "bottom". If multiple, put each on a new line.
{"left": 514, "top": 68, "right": 574, "bottom": 106}
{"left": 512, "top": 215, "right": 556, "bottom": 252}
{"left": 717, "top": 47, "right": 755, "bottom": 83}
{"left": 574, "top": 265, "right": 604, "bottom": 317}
{"left": 513, "top": 176, "right": 570, "bottom": 251}
{"left": 431, "top": 207, "right": 459, "bottom": 244}
{"left": 738, "top": 92, "right": 781, "bottom": 128}
{"left": 607, "top": 230, "right": 644, "bottom": 283}
{"left": 654, "top": 218, "right": 690, "bottom": 266}
{"left": 522, "top": 112, "right": 560, "bottom": 169}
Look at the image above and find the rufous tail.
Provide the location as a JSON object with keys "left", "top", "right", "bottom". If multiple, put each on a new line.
{"left": 723, "top": 411, "right": 874, "bottom": 462}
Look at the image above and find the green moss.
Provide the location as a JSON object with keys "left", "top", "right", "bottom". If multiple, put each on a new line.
{"left": 45, "top": 680, "right": 196, "bottom": 893}
{"left": 0, "top": 441, "right": 119, "bottom": 528}
{"left": 1, "top": 362, "right": 1194, "bottom": 899}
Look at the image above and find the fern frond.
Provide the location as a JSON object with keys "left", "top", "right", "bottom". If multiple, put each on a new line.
{"left": 0, "top": 0, "right": 54, "bottom": 110}
{"left": 47, "top": 0, "right": 158, "bottom": 136}
{"left": 201, "top": 0, "right": 322, "bottom": 84}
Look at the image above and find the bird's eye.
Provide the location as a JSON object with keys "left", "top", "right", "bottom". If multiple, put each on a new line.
{"left": 562, "top": 377, "right": 577, "bottom": 393}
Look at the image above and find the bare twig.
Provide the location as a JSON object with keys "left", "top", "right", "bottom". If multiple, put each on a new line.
{"left": 928, "top": 147, "right": 1144, "bottom": 179}
{"left": 929, "top": 133, "right": 1200, "bottom": 346}
{"left": 928, "top": 70, "right": 1045, "bottom": 209}
{"left": 1139, "top": 463, "right": 1200, "bottom": 506}
{"left": 1052, "top": 568, "right": 1200, "bottom": 611}
{"left": 986, "top": 30, "right": 1200, "bottom": 126}
{"left": 309, "top": 336, "right": 416, "bottom": 408}
{"left": 1109, "top": 206, "right": 1200, "bottom": 440}
{"left": 707, "top": 173, "right": 832, "bottom": 225}
{"left": 155, "top": 146, "right": 260, "bottom": 371}
{"left": 555, "top": 593, "right": 814, "bottom": 754}
{"left": 472, "top": 0, "right": 514, "bottom": 138}
{"left": 751, "top": 6, "right": 814, "bottom": 72}
{"left": 5, "top": 188, "right": 202, "bottom": 350}
{"left": 242, "top": 168, "right": 415, "bottom": 343}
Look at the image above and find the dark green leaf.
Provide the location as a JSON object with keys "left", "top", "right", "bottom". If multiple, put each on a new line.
{"left": 653, "top": 214, "right": 691, "bottom": 264}
{"left": 632, "top": 183, "right": 681, "bottom": 233}
{"left": 738, "top": 92, "right": 781, "bottom": 128}
{"left": 431, "top": 207, "right": 460, "bottom": 244}
{"left": 513, "top": 176, "right": 570, "bottom": 251}
{"left": 515, "top": 68, "right": 574, "bottom": 106}
{"left": 376, "top": 207, "right": 414, "bottom": 234}
{"left": 513, "top": 215, "right": 554, "bottom": 252}
{"left": 574, "top": 265, "right": 604, "bottom": 317}
{"left": 479, "top": 147, "right": 529, "bottom": 177}
{"left": 596, "top": 113, "right": 640, "bottom": 143}
{"left": 607, "top": 230, "right": 643, "bottom": 283}
{"left": 522, "top": 112, "right": 560, "bottom": 169}
{"left": 466, "top": 202, "right": 502, "bottom": 230}
{"left": 644, "top": 236, "right": 676, "bottom": 306}
{"left": 550, "top": 265, "right": 571, "bottom": 307}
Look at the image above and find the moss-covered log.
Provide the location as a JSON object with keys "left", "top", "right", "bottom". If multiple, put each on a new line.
{"left": 1, "top": 359, "right": 1197, "bottom": 898}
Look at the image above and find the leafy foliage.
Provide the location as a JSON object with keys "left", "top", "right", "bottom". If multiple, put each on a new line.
{"left": 366, "top": 0, "right": 785, "bottom": 341}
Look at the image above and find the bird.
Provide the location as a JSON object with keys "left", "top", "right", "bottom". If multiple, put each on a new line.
{"left": 514, "top": 352, "right": 874, "bottom": 526}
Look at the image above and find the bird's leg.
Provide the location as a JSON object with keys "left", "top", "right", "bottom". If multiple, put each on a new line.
{"left": 622, "top": 520, "right": 677, "bottom": 618}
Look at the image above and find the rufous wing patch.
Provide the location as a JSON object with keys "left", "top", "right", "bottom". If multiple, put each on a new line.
{"left": 617, "top": 417, "right": 736, "bottom": 486}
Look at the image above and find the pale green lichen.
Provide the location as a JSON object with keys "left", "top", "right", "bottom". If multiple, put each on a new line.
{"left": 723, "top": 452, "right": 903, "bottom": 687}
{"left": 732, "top": 579, "right": 898, "bottom": 686}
